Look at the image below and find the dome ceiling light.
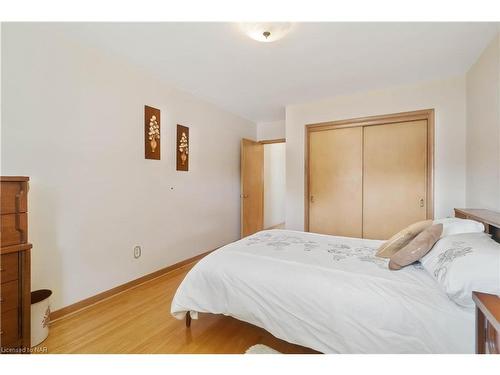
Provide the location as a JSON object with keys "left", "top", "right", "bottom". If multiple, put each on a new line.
{"left": 239, "top": 23, "right": 293, "bottom": 43}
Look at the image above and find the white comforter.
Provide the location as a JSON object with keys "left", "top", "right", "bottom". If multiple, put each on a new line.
{"left": 171, "top": 230, "right": 474, "bottom": 353}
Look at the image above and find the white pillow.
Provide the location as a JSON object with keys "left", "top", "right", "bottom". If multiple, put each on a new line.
{"left": 420, "top": 232, "right": 500, "bottom": 308}
{"left": 433, "top": 217, "right": 485, "bottom": 237}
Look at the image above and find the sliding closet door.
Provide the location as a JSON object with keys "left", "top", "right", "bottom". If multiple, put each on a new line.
{"left": 363, "top": 120, "right": 428, "bottom": 240}
{"left": 309, "top": 127, "right": 363, "bottom": 237}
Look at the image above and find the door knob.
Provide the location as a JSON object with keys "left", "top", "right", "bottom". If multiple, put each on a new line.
{"left": 419, "top": 198, "right": 425, "bottom": 207}
{"left": 310, "top": 195, "right": 315, "bottom": 203}
{"left": 240, "top": 194, "right": 249, "bottom": 198}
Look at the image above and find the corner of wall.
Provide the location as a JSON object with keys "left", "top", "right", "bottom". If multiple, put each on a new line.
{"left": 256, "top": 120, "right": 286, "bottom": 141}
{"left": 465, "top": 31, "right": 500, "bottom": 211}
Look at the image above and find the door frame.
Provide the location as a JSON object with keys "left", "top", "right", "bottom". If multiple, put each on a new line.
{"left": 240, "top": 138, "right": 286, "bottom": 237}
{"left": 259, "top": 138, "right": 286, "bottom": 145}
{"left": 304, "top": 109, "right": 434, "bottom": 232}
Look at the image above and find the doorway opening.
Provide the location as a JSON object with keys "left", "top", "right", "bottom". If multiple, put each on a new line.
{"left": 241, "top": 138, "right": 286, "bottom": 237}
{"left": 263, "top": 140, "right": 286, "bottom": 230}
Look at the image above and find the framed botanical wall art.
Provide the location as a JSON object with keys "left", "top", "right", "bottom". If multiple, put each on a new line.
{"left": 145, "top": 105, "right": 160, "bottom": 160}
{"left": 176, "top": 124, "right": 189, "bottom": 171}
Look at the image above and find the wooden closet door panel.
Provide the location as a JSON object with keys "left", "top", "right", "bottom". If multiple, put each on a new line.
{"left": 309, "top": 127, "right": 363, "bottom": 237}
{"left": 241, "top": 139, "right": 264, "bottom": 238}
{"left": 363, "top": 120, "right": 428, "bottom": 240}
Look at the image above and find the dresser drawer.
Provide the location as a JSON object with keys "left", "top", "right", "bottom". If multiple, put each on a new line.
{"left": 0, "top": 253, "right": 19, "bottom": 284}
{"left": 0, "top": 280, "right": 19, "bottom": 313}
{"left": 0, "top": 181, "right": 28, "bottom": 215}
{"left": 0, "top": 213, "right": 27, "bottom": 247}
{"left": 0, "top": 307, "right": 19, "bottom": 348}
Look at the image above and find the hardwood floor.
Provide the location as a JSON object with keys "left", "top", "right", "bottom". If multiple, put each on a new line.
{"left": 38, "top": 261, "right": 317, "bottom": 354}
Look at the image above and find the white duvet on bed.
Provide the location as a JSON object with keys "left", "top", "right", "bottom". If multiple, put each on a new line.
{"left": 171, "top": 230, "right": 474, "bottom": 353}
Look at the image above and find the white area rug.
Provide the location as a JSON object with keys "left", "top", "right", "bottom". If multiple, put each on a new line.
{"left": 245, "top": 344, "right": 282, "bottom": 354}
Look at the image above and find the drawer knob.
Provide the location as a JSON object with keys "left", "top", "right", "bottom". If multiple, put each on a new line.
{"left": 0, "top": 298, "right": 4, "bottom": 303}
{"left": 0, "top": 330, "right": 3, "bottom": 335}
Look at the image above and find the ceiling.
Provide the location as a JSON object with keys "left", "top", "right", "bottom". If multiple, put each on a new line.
{"left": 54, "top": 22, "right": 498, "bottom": 123}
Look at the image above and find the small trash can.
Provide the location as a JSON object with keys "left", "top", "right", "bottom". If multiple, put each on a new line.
{"left": 31, "top": 289, "right": 52, "bottom": 347}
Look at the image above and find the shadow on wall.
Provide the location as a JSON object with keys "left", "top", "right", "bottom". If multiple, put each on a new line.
{"left": 30, "top": 181, "right": 64, "bottom": 312}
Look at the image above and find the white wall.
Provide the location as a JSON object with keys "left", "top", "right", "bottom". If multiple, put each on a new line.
{"left": 259, "top": 121, "right": 286, "bottom": 228}
{"left": 263, "top": 143, "right": 286, "bottom": 228}
{"left": 257, "top": 120, "right": 285, "bottom": 141}
{"left": 1, "top": 24, "right": 256, "bottom": 310}
{"left": 465, "top": 33, "right": 500, "bottom": 211}
{"left": 285, "top": 76, "right": 467, "bottom": 231}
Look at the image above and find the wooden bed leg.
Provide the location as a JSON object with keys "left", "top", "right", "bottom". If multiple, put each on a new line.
{"left": 185, "top": 312, "right": 191, "bottom": 328}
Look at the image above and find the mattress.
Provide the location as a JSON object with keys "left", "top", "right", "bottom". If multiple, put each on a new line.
{"left": 171, "top": 229, "right": 474, "bottom": 353}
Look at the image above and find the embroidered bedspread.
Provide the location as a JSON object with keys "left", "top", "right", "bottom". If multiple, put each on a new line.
{"left": 171, "top": 230, "right": 473, "bottom": 353}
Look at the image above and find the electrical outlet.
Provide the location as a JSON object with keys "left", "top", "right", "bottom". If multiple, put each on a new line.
{"left": 134, "top": 246, "right": 142, "bottom": 259}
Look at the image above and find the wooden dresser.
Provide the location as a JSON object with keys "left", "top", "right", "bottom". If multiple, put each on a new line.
{"left": 455, "top": 208, "right": 500, "bottom": 354}
{"left": 454, "top": 208, "right": 500, "bottom": 241}
{"left": 1, "top": 176, "right": 31, "bottom": 353}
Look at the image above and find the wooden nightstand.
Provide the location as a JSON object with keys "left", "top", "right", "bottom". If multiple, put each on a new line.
{"left": 472, "top": 292, "right": 500, "bottom": 354}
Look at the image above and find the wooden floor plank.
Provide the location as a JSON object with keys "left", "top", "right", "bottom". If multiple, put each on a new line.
{"left": 38, "top": 262, "right": 317, "bottom": 354}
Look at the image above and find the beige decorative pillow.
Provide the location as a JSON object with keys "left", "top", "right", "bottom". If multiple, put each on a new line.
{"left": 375, "top": 220, "right": 432, "bottom": 258}
{"left": 389, "top": 223, "right": 443, "bottom": 270}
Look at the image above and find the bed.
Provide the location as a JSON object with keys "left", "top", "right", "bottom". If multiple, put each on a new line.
{"left": 171, "top": 229, "right": 475, "bottom": 353}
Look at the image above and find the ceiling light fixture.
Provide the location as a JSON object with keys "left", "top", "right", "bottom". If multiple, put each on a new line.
{"left": 239, "top": 23, "right": 293, "bottom": 43}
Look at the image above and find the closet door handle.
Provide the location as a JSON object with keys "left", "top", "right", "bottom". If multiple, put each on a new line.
{"left": 310, "top": 195, "right": 315, "bottom": 203}
{"left": 419, "top": 198, "right": 425, "bottom": 207}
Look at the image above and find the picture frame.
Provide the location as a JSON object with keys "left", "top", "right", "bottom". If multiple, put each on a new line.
{"left": 176, "top": 124, "right": 189, "bottom": 171}
{"left": 144, "top": 105, "right": 161, "bottom": 160}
